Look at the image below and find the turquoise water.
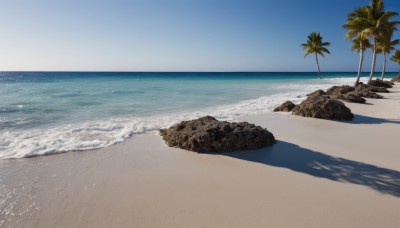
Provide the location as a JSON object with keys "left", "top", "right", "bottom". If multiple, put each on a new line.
{"left": 0, "top": 72, "right": 395, "bottom": 158}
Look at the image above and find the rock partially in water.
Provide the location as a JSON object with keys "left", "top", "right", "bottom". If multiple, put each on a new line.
{"left": 368, "top": 79, "right": 393, "bottom": 88}
{"left": 159, "top": 116, "right": 276, "bottom": 153}
{"left": 274, "top": 101, "right": 296, "bottom": 112}
{"left": 307, "top": 89, "right": 327, "bottom": 97}
{"left": 292, "top": 95, "right": 353, "bottom": 120}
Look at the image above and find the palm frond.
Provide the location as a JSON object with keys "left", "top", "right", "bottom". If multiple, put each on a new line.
{"left": 301, "top": 32, "right": 331, "bottom": 58}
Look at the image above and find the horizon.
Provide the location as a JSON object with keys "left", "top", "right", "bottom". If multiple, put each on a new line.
{"left": 1, "top": 0, "right": 399, "bottom": 72}
{"left": 8, "top": 70, "right": 400, "bottom": 74}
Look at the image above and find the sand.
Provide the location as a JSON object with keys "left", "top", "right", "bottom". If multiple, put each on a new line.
{"left": 1, "top": 84, "right": 400, "bottom": 228}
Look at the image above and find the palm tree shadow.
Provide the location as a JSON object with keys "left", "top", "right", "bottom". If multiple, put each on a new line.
{"left": 225, "top": 141, "right": 400, "bottom": 197}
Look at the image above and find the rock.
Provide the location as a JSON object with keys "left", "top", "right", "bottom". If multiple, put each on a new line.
{"left": 159, "top": 116, "right": 276, "bottom": 153}
{"left": 337, "top": 93, "right": 366, "bottom": 103}
{"left": 326, "top": 85, "right": 355, "bottom": 97}
{"left": 292, "top": 95, "right": 353, "bottom": 120}
{"left": 307, "top": 89, "right": 327, "bottom": 97}
{"left": 391, "top": 75, "right": 400, "bottom": 82}
{"left": 354, "top": 90, "right": 383, "bottom": 99}
{"left": 274, "top": 101, "right": 296, "bottom": 112}
{"left": 326, "top": 85, "right": 366, "bottom": 102}
{"left": 368, "top": 79, "right": 393, "bottom": 88}
{"left": 354, "top": 84, "right": 384, "bottom": 98}
{"left": 355, "top": 83, "right": 389, "bottom": 93}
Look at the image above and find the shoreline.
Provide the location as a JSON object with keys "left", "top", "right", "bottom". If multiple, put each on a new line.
{"left": 1, "top": 84, "right": 400, "bottom": 227}
{"left": 1, "top": 74, "right": 391, "bottom": 159}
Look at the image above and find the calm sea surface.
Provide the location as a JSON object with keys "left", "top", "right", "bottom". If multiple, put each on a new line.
{"left": 0, "top": 72, "right": 395, "bottom": 158}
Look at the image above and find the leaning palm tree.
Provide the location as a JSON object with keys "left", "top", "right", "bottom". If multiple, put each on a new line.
{"left": 377, "top": 35, "right": 399, "bottom": 80}
{"left": 390, "top": 50, "right": 400, "bottom": 74}
{"left": 301, "top": 32, "right": 331, "bottom": 79}
{"left": 351, "top": 37, "right": 371, "bottom": 85}
{"left": 343, "top": 0, "right": 398, "bottom": 82}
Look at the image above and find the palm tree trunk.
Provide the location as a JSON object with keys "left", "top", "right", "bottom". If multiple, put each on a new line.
{"left": 369, "top": 37, "right": 377, "bottom": 82}
{"left": 380, "top": 53, "right": 387, "bottom": 80}
{"left": 356, "top": 47, "right": 364, "bottom": 85}
{"left": 315, "top": 53, "right": 321, "bottom": 79}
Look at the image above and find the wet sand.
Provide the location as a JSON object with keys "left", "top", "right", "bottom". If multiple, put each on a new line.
{"left": 1, "top": 84, "right": 400, "bottom": 228}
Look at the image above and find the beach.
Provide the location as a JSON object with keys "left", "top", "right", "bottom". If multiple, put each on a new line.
{"left": 1, "top": 83, "right": 399, "bottom": 228}
{"left": 2, "top": 0, "right": 400, "bottom": 226}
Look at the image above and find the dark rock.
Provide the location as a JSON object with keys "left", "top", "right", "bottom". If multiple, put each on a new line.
{"left": 391, "top": 75, "right": 400, "bottom": 82}
{"left": 159, "top": 116, "right": 276, "bottom": 153}
{"left": 354, "top": 84, "right": 384, "bottom": 98}
{"left": 274, "top": 101, "right": 296, "bottom": 112}
{"left": 355, "top": 91, "right": 383, "bottom": 99}
{"left": 326, "top": 85, "right": 355, "bottom": 97}
{"left": 337, "top": 93, "right": 366, "bottom": 103}
{"left": 355, "top": 83, "right": 389, "bottom": 93}
{"left": 326, "top": 85, "right": 367, "bottom": 102}
{"left": 368, "top": 79, "right": 393, "bottom": 88}
{"left": 307, "top": 89, "right": 327, "bottom": 97}
{"left": 292, "top": 95, "right": 353, "bottom": 120}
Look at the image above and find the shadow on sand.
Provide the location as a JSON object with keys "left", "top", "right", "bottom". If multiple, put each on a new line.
{"left": 225, "top": 141, "right": 400, "bottom": 197}
{"left": 345, "top": 114, "right": 400, "bottom": 125}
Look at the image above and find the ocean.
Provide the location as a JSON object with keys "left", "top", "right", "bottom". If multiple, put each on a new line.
{"left": 0, "top": 72, "right": 395, "bottom": 159}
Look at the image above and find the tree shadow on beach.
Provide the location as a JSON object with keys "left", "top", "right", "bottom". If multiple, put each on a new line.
{"left": 225, "top": 141, "right": 400, "bottom": 197}
{"left": 345, "top": 114, "right": 400, "bottom": 125}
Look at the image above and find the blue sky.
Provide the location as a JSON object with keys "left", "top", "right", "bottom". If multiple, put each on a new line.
{"left": 0, "top": 0, "right": 399, "bottom": 72}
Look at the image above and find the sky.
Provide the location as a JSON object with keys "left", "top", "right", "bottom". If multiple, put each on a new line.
{"left": 0, "top": 0, "right": 399, "bottom": 72}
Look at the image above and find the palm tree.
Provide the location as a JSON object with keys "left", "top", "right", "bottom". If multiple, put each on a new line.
{"left": 343, "top": 7, "right": 371, "bottom": 85}
{"left": 360, "top": 0, "right": 397, "bottom": 81}
{"left": 391, "top": 50, "right": 400, "bottom": 74}
{"left": 301, "top": 32, "right": 331, "bottom": 79}
{"left": 342, "top": 0, "right": 398, "bottom": 82}
{"left": 377, "top": 35, "right": 399, "bottom": 80}
{"left": 351, "top": 37, "right": 371, "bottom": 85}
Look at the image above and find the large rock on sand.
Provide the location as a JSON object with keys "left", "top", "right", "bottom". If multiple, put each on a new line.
{"left": 325, "top": 85, "right": 365, "bottom": 103}
{"left": 274, "top": 101, "right": 296, "bottom": 112}
{"left": 326, "top": 84, "right": 383, "bottom": 100}
{"left": 326, "top": 85, "right": 355, "bottom": 97}
{"left": 355, "top": 83, "right": 389, "bottom": 93}
{"left": 338, "top": 93, "right": 366, "bottom": 103}
{"left": 391, "top": 75, "right": 400, "bottom": 82}
{"left": 354, "top": 84, "right": 384, "bottom": 98}
{"left": 292, "top": 95, "right": 353, "bottom": 120}
{"left": 368, "top": 79, "right": 393, "bottom": 88}
{"left": 159, "top": 116, "right": 276, "bottom": 153}
{"left": 307, "top": 89, "right": 327, "bottom": 97}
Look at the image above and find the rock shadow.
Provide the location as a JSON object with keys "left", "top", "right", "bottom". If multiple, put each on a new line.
{"left": 225, "top": 141, "right": 400, "bottom": 197}
{"left": 346, "top": 114, "right": 400, "bottom": 124}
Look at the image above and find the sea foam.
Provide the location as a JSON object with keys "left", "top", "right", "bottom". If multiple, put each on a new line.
{"left": 0, "top": 76, "right": 362, "bottom": 159}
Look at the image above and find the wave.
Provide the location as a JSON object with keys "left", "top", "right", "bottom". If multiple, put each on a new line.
{"left": 0, "top": 77, "right": 357, "bottom": 159}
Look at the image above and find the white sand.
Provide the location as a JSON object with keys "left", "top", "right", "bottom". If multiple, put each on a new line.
{"left": 1, "top": 84, "right": 400, "bottom": 228}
